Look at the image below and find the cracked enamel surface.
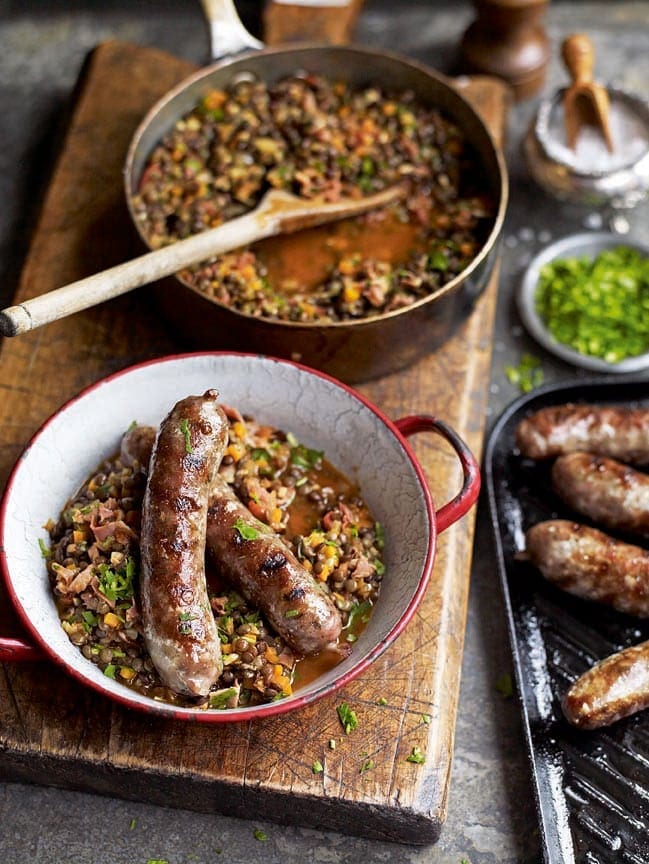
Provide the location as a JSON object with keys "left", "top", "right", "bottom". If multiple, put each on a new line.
{"left": 1, "top": 354, "right": 433, "bottom": 718}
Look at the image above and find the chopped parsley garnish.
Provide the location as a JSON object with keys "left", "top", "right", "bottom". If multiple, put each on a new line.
{"left": 284, "top": 609, "right": 300, "bottom": 618}
{"left": 81, "top": 610, "right": 98, "bottom": 632}
{"left": 360, "top": 758, "right": 376, "bottom": 774}
{"left": 178, "top": 610, "right": 198, "bottom": 635}
{"left": 103, "top": 664, "right": 117, "bottom": 679}
{"left": 406, "top": 746, "right": 426, "bottom": 764}
{"left": 234, "top": 518, "right": 260, "bottom": 541}
{"left": 97, "top": 557, "right": 136, "bottom": 602}
{"left": 209, "top": 687, "right": 238, "bottom": 709}
{"left": 374, "top": 522, "right": 385, "bottom": 549}
{"left": 377, "top": 697, "right": 388, "bottom": 706}
{"left": 253, "top": 828, "right": 268, "bottom": 841}
{"left": 428, "top": 247, "right": 449, "bottom": 271}
{"left": 505, "top": 353, "right": 544, "bottom": 394}
{"left": 38, "top": 538, "right": 51, "bottom": 559}
{"left": 179, "top": 418, "right": 193, "bottom": 453}
{"left": 337, "top": 701, "right": 358, "bottom": 734}
{"left": 289, "top": 438, "right": 323, "bottom": 470}
{"left": 312, "top": 759, "right": 324, "bottom": 774}
{"left": 345, "top": 599, "right": 372, "bottom": 631}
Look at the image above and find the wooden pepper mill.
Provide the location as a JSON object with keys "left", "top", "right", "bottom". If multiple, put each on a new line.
{"left": 459, "top": 0, "right": 550, "bottom": 100}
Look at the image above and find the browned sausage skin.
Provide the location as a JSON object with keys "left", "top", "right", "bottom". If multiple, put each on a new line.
{"left": 562, "top": 640, "right": 649, "bottom": 729}
{"left": 140, "top": 391, "right": 228, "bottom": 697}
{"left": 524, "top": 520, "right": 649, "bottom": 618}
{"left": 206, "top": 476, "right": 342, "bottom": 656}
{"left": 123, "top": 423, "right": 343, "bottom": 657}
{"left": 551, "top": 452, "right": 649, "bottom": 538}
{"left": 516, "top": 404, "right": 649, "bottom": 463}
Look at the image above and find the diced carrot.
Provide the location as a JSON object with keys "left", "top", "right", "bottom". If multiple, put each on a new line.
{"left": 103, "top": 612, "right": 121, "bottom": 629}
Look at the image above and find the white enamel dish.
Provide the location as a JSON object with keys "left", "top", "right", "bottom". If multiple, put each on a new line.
{"left": 0, "top": 352, "right": 479, "bottom": 722}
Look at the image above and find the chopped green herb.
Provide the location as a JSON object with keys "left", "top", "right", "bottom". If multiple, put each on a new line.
{"left": 179, "top": 418, "right": 193, "bottom": 453}
{"left": 374, "top": 559, "right": 386, "bottom": 576}
{"left": 360, "top": 758, "right": 376, "bottom": 774}
{"left": 103, "top": 664, "right": 117, "bottom": 679}
{"left": 421, "top": 713, "right": 431, "bottom": 725}
{"left": 406, "top": 746, "right": 426, "bottom": 764}
{"left": 97, "top": 557, "right": 135, "bottom": 602}
{"left": 234, "top": 517, "right": 260, "bottom": 541}
{"left": 374, "top": 522, "right": 385, "bottom": 549}
{"left": 495, "top": 672, "right": 514, "bottom": 699}
{"left": 505, "top": 353, "right": 544, "bottom": 393}
{"left": 38, "top": 538, "right": 51, "bottom": 559}
{"left": 284, "top": 609, "right": 300, "bottom": 618}
{"left": 290, "top": 443, "right": 323, "bottom": 470}
{"left": 312, "top": 759, "right": 324, "bottom": 774}
{"left": 345, "top": 599, "right": 372, "bottom": 631}
{"left": 253, "top": 828, "right": 268, "bottom": 841}
{"left": 345, "top": 633, "right": 358, "bottom": 643}
{"left": 337, "top": 702, "right": 358, "bottom": 734}
{"left": 377, "top": 697, "right": 388, "bottom": 706}
{"left": 535, "top": 245, "right": 649, "bottom": 363}
{"left": 81, "top": 610, "right": 98, "bottom": 633}
{"left": 209, "top": 687, "right": 239, "bottom": 709}
{"left": 428, "top": 248, "right": 449, "bottom": 271}
{"left": 129, "top": 818, "right": 136, "bottom": 830}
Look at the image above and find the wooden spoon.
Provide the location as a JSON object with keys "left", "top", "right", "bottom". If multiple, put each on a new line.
{"left": 562, "top": 33, "right": 614, "bottom": 153}
{"left": 0, "top": 184, "right": 406, "bottom": 337}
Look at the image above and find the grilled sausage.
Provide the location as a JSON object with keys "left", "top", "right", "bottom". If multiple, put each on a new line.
{"left": 206, "top": 475, "right": 342, "bottom": 656}
{"left": 551, "top": 452, "right": 649, "bottom": 538}
{"left": 140, "top": 392, "right": 228, "bottom": 697}
{"left": 524, "top": 520, "right": 649, "bottom": 617}
{"left": 516, "top": 404, "right": 649, "bottom": 463}
{"left": 122, "top": 423, "right": 344, "bottom": 656}
{"left": 562, "top": 640, "right": 649, "bottom": 729}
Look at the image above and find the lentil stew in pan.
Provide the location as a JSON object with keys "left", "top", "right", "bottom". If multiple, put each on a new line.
{"left": 131, "top": 72, "right": 496, "bottom": 324}
{"left": 45, "top": 406, "right": 384, "bottom": 711}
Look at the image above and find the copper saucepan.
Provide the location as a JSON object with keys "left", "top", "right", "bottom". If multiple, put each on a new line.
{"left": 124, "top": 2, "right": 508, "bottom": 383}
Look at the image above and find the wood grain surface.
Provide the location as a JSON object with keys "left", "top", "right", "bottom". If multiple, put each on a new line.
{"left": 0, "top": 40, "right": 508, "bottom": 844}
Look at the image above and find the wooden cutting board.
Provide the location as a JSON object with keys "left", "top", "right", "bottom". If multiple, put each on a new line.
{"left": 0, "top": 39, "right": 508, "bottom": 845}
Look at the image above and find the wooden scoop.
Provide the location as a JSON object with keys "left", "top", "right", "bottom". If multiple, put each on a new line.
{"left": 0, "top": 184, "right": 406, "bottom": 337}
{"left": 562, "top": 33, "right": 614, "bottom": 153}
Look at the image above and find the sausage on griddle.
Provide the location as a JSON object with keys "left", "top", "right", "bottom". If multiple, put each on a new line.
{"left": 551, "top": 451, "right": 649, "bottom": 538}
{"left": 524, "top": 519, "right": 649, "bottom": 618}
{"left": 515, "top": 404, "right": 649, "bottom": 463}
{"left": 562, "top": 640, "right": 649, "bottom": 729}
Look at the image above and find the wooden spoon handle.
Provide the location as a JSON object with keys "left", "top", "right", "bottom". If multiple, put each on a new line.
{"left": 0, "top": 185, "right": 405, "bottom": 337}
{"left": 0, "top": 208, "right": 270, "bottom": 337}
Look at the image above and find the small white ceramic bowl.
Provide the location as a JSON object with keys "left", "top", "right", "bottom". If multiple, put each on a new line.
{"left": 517, "top": 232, "right": 649, "bottom": 373}
{"left": 0, "top": 352, "right": 479, "bottom": 722}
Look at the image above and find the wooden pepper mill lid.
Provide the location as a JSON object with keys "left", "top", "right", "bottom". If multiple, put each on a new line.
{"left": 459, "top": 0, "right": 550, "bottom": 100}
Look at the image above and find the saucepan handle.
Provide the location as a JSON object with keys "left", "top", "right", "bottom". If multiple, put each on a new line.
{"left": 200, "top": 0, "right": 264, "bottom": 61}
{"left": 395, "top": 414, "right": 481, "bottom": 533}
{"left": 0, "top": 635, "right": 43, "bottom": 662}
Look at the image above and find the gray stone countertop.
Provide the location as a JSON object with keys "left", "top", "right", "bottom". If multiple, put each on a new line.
{"left": 0, "top": 1, "right": 648, "bottom": 862}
